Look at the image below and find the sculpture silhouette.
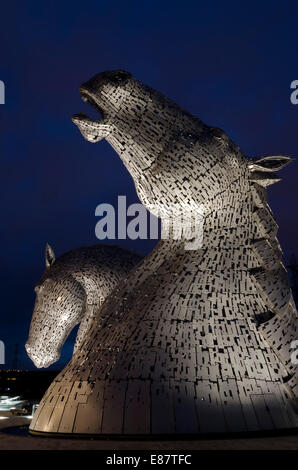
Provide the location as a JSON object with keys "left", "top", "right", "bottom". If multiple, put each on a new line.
{"left": 29, "top": 71, "right": 297, "bottom": 436}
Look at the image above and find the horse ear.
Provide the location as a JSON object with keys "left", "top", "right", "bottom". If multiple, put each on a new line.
{"left": 248, "top": 155, "right": 294, "bottom": 173}
{"left": 45, "top": 243, "right": 55, "bottom": 268}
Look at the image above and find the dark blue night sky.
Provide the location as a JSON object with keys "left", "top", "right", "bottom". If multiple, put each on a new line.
{"left": 0, "top": 0, "right": 297, "bottom": 370}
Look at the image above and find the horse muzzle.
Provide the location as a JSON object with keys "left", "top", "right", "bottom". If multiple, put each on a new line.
{"left": 25, "top": 343, "right": 60, "bottom": 368}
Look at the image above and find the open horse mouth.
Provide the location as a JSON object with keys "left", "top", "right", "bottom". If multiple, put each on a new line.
{"left": 72, "top": 88, "right": 110, "bottom": 143}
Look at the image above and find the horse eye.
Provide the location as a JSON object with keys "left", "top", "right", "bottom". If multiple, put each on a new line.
{"left": 110, "top": 71, "right": 131, "bottom": 83}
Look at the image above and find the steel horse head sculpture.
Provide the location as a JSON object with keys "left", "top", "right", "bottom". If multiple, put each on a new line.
{"left": 28, "top": 70, "right": 297, "bottom": 436}
{"left": 26, "top": 243, "right": 141, "bottom": 368}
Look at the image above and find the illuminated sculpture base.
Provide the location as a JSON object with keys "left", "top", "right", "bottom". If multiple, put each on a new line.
{"left": 28, "top": 70, "right": 298, "bottom": 436}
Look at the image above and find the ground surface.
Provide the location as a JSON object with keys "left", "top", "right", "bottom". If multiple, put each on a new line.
{"left": 0, "top": 418, "right": 297, "bottom": 450}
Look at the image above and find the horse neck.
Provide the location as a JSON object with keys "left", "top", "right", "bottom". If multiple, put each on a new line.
{"left": 72, "top": 272, "right": 118, "bottom": 354}
{"left": 73, "top": 270, "right": 120, "bottom": 308}
{"left": 153, "top": 188, "right": 255, "bottom": 271}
